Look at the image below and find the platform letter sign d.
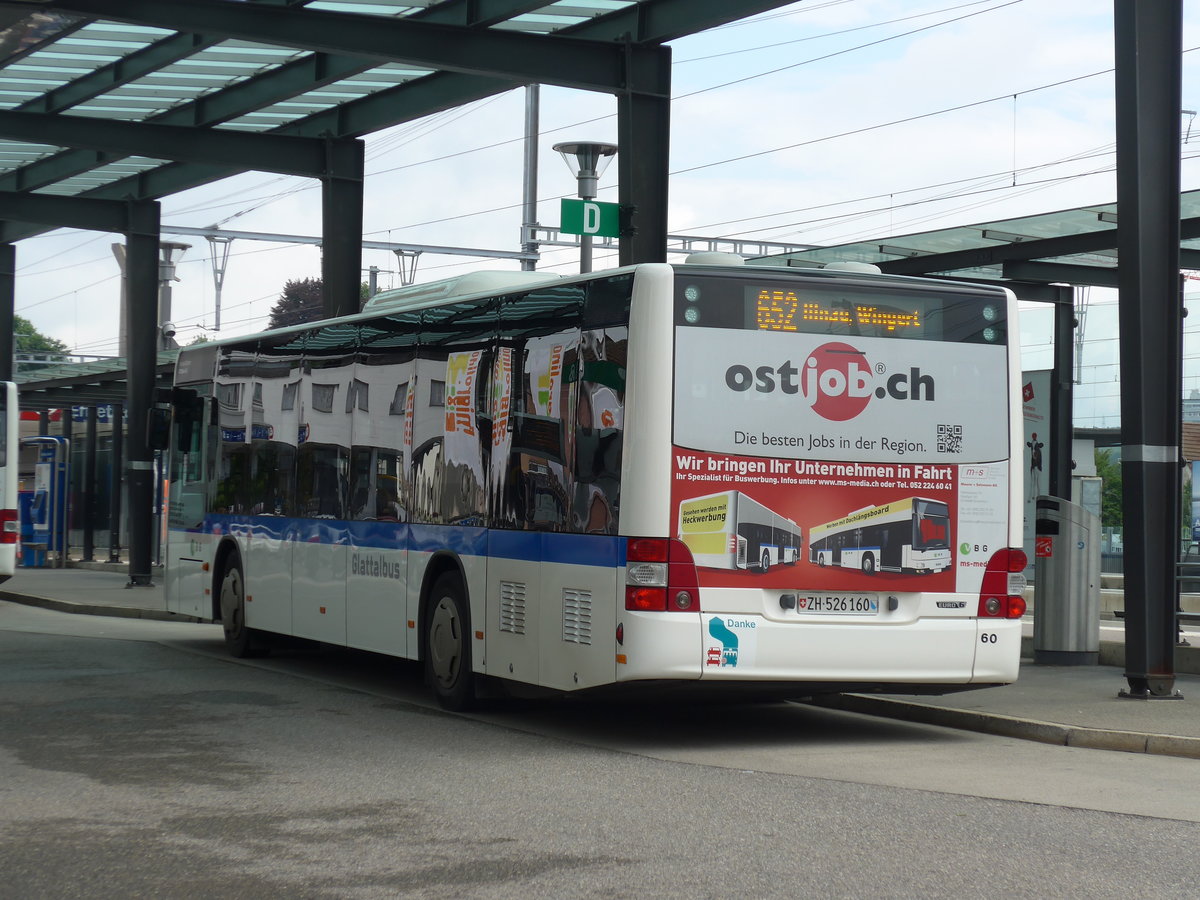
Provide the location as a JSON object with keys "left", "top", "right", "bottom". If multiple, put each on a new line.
{"left": 584, "top": 202, "right": 600, "bottom": 234}
{"left": 560, "top": 198, "right": 620, "bottom": 238}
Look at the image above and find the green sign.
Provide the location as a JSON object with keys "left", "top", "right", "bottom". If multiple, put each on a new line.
{"left": 560, "top": 198, "right": 620, "bottom": 238}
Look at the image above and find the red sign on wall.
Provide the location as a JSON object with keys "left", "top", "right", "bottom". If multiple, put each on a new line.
{"left": 1036, "top": 535, "right": 1053, "bottom": 558}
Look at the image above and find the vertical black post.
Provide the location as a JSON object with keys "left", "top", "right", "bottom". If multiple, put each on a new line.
{"left": 83, "top": 406, "right": 96, "bottom": 561}
{"left": 60, "top": 406, "right": 72, "bottom": 562}
{"left": 618, "top": 47, "right": 671, "bottom": 266}
{"left": 1114, "top": 0, "right": 1182, "bottom": 698}
{"left": 321, "top": 138, "right": 365, "bottom": 319}
{"left": 0, "top": 244, "right": 14, "bottom": 381}
{"left": 108, "top": 402, "right": 123, "bottom": 564}
{"left": 38, "top": 410, "right": 48, "bottom": 436}
{"left": 1048, "top": 286, "right": 1075, "bottom": 499}
{"left": 124, "top": 202, "right": 159, "bottom": 586}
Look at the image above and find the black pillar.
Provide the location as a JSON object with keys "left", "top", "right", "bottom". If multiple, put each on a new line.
{"left": 321, "top": 138, "right": 365, "bottom": 319}
{"left": 125, "top": 202, "right": 159, "bottom": 586}
{"left": 1114, "top": 0, "right": 1182, "bottom": 697}
{"left": 83, "top": 406, "right": 96, "bottom": 562}
{"left": 108, "top": 402, "right": 123, "bottom": 565}
{"left": 618, "top": 56, "right": 671, "bottom": 266}
{"left": 1048, "top": 286, "right": 1074, "bottom": 499}
{"left": 60, "top": 406, "right": 72, "bottom": 561}
{"left": 0, "top": 244, "right": 13, "bottom": 381}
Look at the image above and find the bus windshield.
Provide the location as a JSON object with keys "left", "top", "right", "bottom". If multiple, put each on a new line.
{"left": 913, "top": 499, "right": 950, "bottom": 550}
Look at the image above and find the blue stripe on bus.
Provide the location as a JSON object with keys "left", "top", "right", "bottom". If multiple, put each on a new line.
{"left": 488, "top": 530, "right": 625, "bottom": 568}
{"left": 202, "top": 514, "right": 625, "bottom": 568}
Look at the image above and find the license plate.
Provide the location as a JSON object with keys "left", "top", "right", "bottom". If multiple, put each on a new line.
{"left": 798, "top": 594, "right": 879, "bottom": 615}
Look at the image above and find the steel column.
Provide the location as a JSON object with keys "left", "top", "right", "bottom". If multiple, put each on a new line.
{"left": 1049, "top": 286, "right": 1075, "bottom": 499}
{"left": 321, "top": 139, "right": 365, "bottom": 318}
{"left": 124, "top": 201, "right": 159, "bottom": 586}
{"left": 108, "top": 402, "right": 123, "bottom": 565}
{"left": 60, "top": 406, "right": 72, "bottom": 561}
{"left": 0, "top": 244, "right": 13, "bottom": 381}
{"left": 83, "top": 406, "right": 96, "bottom": 562}
{"left": 1114, "top": 0, "right": 1183, "bottom": 698}
{"left": 617, "top": 59, "right": 671, "bottom": 266}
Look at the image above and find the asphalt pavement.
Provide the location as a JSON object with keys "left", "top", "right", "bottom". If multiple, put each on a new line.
{"left": 3, "top": 562, "right": 1199, "bottom": 760}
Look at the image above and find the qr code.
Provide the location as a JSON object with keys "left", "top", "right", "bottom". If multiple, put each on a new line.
{"left": 937, "top": 424, "right": 963, "bottom": 453}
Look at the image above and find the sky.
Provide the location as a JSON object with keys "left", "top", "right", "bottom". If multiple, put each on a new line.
{"left": 11, "top": 0, "right": 1200, "bottom": 426}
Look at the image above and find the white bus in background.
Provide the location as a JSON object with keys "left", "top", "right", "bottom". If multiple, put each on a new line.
{"left": 164, "top": 259, "right": 1026, "bottom": 709}
{"left": 678, "top": 489, "right": 800, "bottom": 572}
{"left": 0, "top": 381, "right": 17, "bottom": 580}
{"left": 809, "top": 496, "right": 952, "bottom": 575}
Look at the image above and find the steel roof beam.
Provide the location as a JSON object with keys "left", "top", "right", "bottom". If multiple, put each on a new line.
{"left": 877, "top": 216, "right": 1200, "bottom": 276}
{"left": 562, "top": 0, "right": 811, "bottom": 43}
{"left": 0, "top": 0, "right": 798, "bottom": 241}
{"left": 39, "top": 0, "right": 671, "bottom": 96}
{"left": 1001, "top": 259, "right": 1120, "bottom": 289}
{"left": 0, "top": 189, "right": 157, "bottom": 234}
{"left": 0, "top": 109, "right": 335, "bottom": 176}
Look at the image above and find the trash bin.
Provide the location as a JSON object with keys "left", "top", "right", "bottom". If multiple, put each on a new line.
{"left": 1033, "top": 495, "right": 1100, "bottom": 665}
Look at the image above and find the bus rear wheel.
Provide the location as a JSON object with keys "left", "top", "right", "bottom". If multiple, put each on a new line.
{"left": 425, "top": 573, "right": 474, "bottom": 710}
{"left": 218, "top": 557, "right": 263, "bottom": 658}
{"left": 861, "top": 554, "right": 876, "bottom": 576}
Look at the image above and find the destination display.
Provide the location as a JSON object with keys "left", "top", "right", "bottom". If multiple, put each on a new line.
{"left": 675, "top": 274, "right": 1007, "bottom": 345}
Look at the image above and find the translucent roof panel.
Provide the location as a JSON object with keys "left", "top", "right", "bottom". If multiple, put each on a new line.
{"left": 0, "top": 0, "right": 655, "bottom": 203}
{"left": 748, "top": 191, "right": 1200, "bottom": 279}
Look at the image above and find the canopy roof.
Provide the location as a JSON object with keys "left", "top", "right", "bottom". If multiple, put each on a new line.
{"left": 752, "top": 190, "right": 1200, "bottom": 289}
{"left": 0, "top": 0, "right": 793, "bottom": 243}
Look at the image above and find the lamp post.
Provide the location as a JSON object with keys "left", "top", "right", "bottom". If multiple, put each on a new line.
{"left": 553, "top": 141, "right": 617, "bottom": 274}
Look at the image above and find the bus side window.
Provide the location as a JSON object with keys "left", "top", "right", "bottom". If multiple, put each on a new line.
{"left": 571, "top": 324, "right": 626, "bottom": 535}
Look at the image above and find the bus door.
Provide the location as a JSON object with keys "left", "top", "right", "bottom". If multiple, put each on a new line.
{"left": 165, "top": 388, "right": 215, "bottom": 617}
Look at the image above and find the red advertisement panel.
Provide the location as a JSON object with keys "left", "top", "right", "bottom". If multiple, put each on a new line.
{"left": 672, "top": 448, "right": 959, "bottom": 593}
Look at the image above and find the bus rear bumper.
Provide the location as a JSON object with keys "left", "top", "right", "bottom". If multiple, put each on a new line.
{"left": 616, "top": 611, "right": 1020, "bottom": 687}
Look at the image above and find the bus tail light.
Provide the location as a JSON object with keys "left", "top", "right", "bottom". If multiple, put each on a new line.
{"left": 0, "top": 508, "right": 16, "bottom": 544}
{"left": 625, "top": 538, "right": 701, "bottom": 612}
{"left": 977, "top": 547, "right": 1028, "bottom": 619}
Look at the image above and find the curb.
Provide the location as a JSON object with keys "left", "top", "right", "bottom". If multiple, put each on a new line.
{"left": 0, "top": 590, "right": 204, "bottom": 624}
{"left": 807, "top": 693, "right": 1200, "bottom": 760}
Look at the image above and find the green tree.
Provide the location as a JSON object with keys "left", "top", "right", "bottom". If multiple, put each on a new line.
{"left": 14, "top": 314, "right": 68, "bottom": 355}
{"left": 267, "top": 278, "right": 371, "bottom": 330}
{"left": 1094, "top": 448, "right": 1123, "bottom": 528}
{"left": 13, "top": 314, "right": 69, "bottom": 373}
{"left": 268, "top": 277, "right": 324, "bottom": 330}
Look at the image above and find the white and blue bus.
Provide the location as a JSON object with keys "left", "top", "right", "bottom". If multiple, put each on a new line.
{"left": 164, "top": 259, "right": 1026, "bottom": 708}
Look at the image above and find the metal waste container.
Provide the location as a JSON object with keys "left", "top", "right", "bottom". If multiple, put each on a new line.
{"left": 1033, "top": 495, "right": 1100, "bottom": 665}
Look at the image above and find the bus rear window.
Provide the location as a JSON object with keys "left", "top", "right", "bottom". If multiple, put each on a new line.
{"left": 675, "top": 273, "right": 1006, "bottom": 345}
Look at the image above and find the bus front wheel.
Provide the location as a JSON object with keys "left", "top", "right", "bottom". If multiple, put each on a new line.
{"left": 218, "top": 557, "right": 263, "bottom": 658}
{"left": 760, "top": 550, "right": 771, "bottom": 573}
{"left": 425, "top": 573, "right": 474, "bottom": 711}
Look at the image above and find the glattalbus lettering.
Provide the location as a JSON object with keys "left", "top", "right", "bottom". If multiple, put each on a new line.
{"left": 351, "top": 552, "right": 403, "bottom": 580}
